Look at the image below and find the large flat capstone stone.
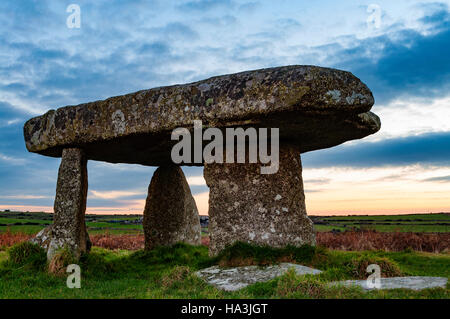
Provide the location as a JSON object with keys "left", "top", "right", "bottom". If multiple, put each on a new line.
{"left": 24, "top": 65, "right": 380, "bottom": 166}
{"left": 196, "top": 263, "right": 322, "bottom": 291}
{"left": 330, "top": 276, "right": 448, "bottom": 291}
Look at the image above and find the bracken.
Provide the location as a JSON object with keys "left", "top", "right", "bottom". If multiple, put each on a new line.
{"left": 1, "top": 230, "right": 448, "bottom": 253}
{"left": 316, "top": 230, "right": 450, "bottom": 253}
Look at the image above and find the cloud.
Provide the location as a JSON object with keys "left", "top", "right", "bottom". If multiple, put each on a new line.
{"left": 422, "top": 175, "right": 450, "bottom": 182}
{"left": 0, "top": 152, "right": 27, "bottom": 165}
{"left": 177, "top": 0, "right": 235, "bottom": 12}
{"left": 0, "top": 195, "right": 49, "bottom": 199}
{"left": 89, "top": 190, "right": 146, "bottom": 200}
{"left": 147, "top": 22, "right": 198, "bottom": 40}
{"left": 303, "top": 178, "right": 330, "bottom": 185}
{"left": 331, "top": 4, "right": 450, "bottom": 104}
{"left": 369, "top": 95, "right": 450, "bottom": 140}
{"left": 302, "top": 131, "right": 450, "bottom": 168}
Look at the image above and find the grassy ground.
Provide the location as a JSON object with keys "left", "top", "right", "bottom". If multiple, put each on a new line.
{"left": 0, "top": 211, "right": 448, "bottom": 299}
{"left": 0, "top": 242, "right": 448, "bottom": 299}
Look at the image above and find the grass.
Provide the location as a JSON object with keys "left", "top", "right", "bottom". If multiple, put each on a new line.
{"left": 0, "top": 211, "right": 448, "bottom": 298}
{"left": 315, "top": 225, "right": 350, "bottom": 232}
{"left": 0, "top": 242, "right": 448, "bottom": 299}
{"left": 0, "top": 225, "right": 44, "bottom": 234}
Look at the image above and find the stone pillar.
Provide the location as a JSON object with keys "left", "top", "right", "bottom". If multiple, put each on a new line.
{"left": 204, "top": 145, "right": 315, "bottom": 255}
{"left": 143, "top": 165, "right": 201, "bottom": 249}
{"left": 32, "top": 148, "right": 91, "bottom": 260}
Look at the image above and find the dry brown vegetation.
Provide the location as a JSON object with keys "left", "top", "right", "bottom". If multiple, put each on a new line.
{"left": 316, "top": 231, "right": 450, "bottom": 253}
{"left": 90, "top": 234, "right": 145, "bottom": 250}
{"left": 0, "top": 230, "right": 31, "bottom": 249}
{"left": 1, "top": 230, "right": 449, "bottom": 253}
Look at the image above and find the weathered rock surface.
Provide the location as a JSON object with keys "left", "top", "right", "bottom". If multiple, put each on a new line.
{"left": 204, "top": 145, "right": 315, "bottom": 255}
{"left": 32, "top": 148, "right": 91, "bottom": 259}
{"left": 330, "top": 276, "right": 448, "bottom": 291}
{"left": 196, "top": 263, "right": 322, "bottom": 291}
{"left": 24, "top": 65, "right": 380, "bottom": 166}
{"left": 143, "top": 165, "right": 201, "bottom": 249}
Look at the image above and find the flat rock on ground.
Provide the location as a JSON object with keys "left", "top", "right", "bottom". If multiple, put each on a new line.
{"left": 195, "top": 263, "right": 322, "bottom": 291}
{"left": 330, "top": 276, "right": 448, "bottom": 291}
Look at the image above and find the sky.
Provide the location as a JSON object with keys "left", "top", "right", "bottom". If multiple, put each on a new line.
{"left": 0, "top": 0, "right": 449, "bottom": 216}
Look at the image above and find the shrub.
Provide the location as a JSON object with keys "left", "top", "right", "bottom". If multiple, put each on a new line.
{"left": 346, "top": 254, "right": 402, "bottom": 279}
{"left": 48, "top": 246, "right": 77, "bottom": 275}
{"left": 7, "top": 241, "right": 46, "bottom": 271}
{"left": 88, "top": 232, "right": 450, "bottom": 253}
{"left": 161, "top": 266, "right": 191, "bottom": 289}
{"left": 90, "top": 234, "right": 144, "bottom": 250}
{"left": 316, "top": 231, "right": 450, "bottom": 253}
{"left": 276, "top": 268, "right": 325, "bottom": 298}
{"left": 215, "top": 241, "right": 322, "bottom": 267}
{"left": 0, "top": 231, "right": 32, "bottom": 250}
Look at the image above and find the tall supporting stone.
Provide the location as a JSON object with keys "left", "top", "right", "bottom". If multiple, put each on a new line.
{"left": 204, "top": 145, "right": 315, "bottom": 255}
{"left": 32, "top": 148, "right": 91, "bottom": 260}
{"left": 143, "top": 165, "right": 201, "bottom": 249}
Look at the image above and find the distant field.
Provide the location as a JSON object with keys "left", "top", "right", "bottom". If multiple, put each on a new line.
{"left": 0, "top": 211, "right": 143, "bottom": 235}
{"left": 0, "top": 211, "right": 449, "bottom": 235}
{"left": 312, "top": 213, "right": 450, "bottom": 233}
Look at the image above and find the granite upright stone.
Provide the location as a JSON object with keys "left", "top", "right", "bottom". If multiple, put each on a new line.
{"left": 143, "top": 165, "right": 201, "bottom": 249}
{"left": 204, "top": 145, "right": 315, "bottom": 255}
{"left": 32, "top": 148, "right": 91, "bottom": 260}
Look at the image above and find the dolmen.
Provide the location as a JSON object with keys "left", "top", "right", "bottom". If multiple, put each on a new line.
{"left": 23, "top": 65, "right": 380, "bottom": 259}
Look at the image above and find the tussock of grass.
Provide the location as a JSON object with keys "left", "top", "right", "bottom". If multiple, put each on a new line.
{"left": 161, "top": 266, "right": 192, "bottom": 289}
{"left": 274, "top": 268, "right": 369, "bottom": 299}
{"left": 6, "top": 242, "right": 46, "bottom": 271}
{"left": 276, "top": 269, "right": 326, "bottom": 298}
{"left": 214, "top": 241, "right": 325, "bottom": 267}
{"left": 48, "top": 246, "right": 77, "bottom": 275}
{"left": 346, "top": 254, "right": 403, "bottom": 279}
